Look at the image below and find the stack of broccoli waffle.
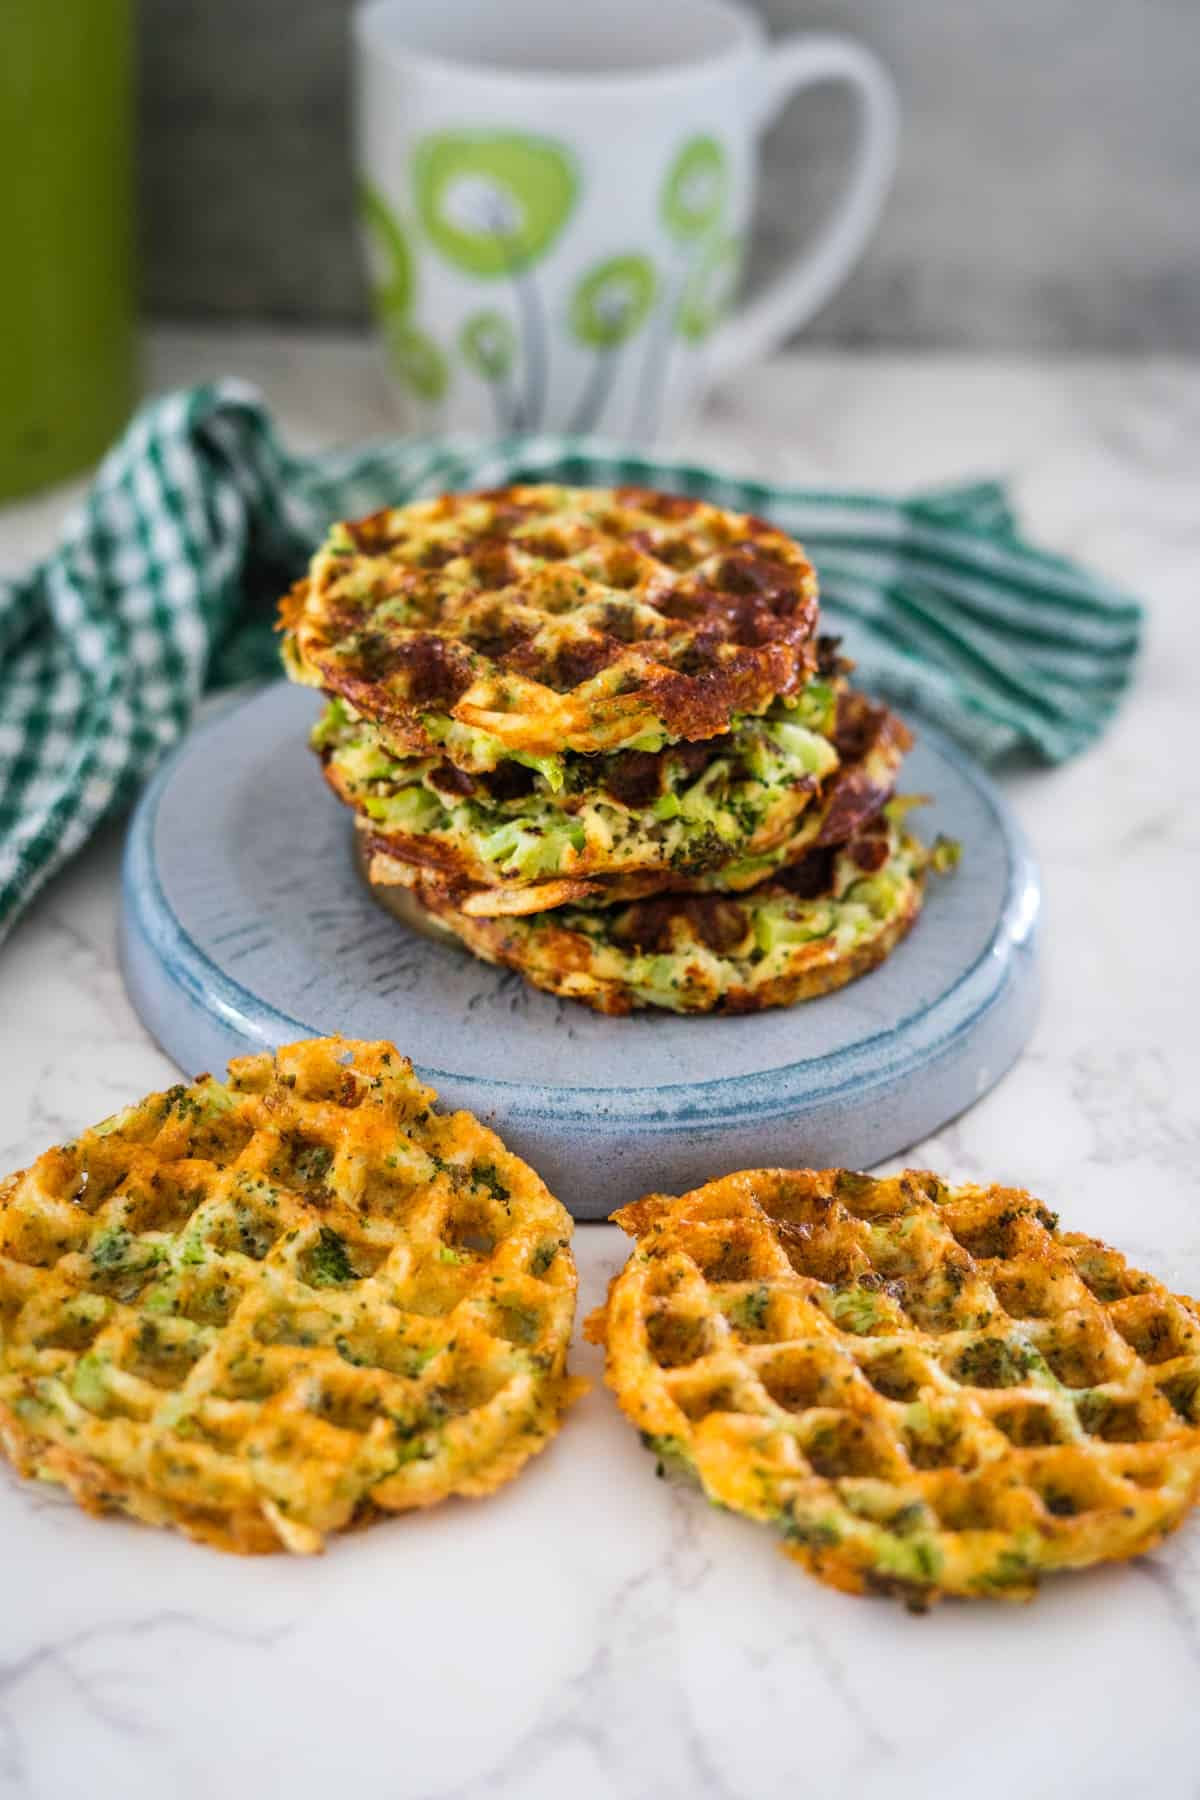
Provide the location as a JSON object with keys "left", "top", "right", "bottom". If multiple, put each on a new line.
{"left": 281, "top": 484, "right": 947, "bottom": 1014}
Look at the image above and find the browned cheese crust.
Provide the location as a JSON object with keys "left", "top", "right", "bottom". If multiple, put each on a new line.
{"left": 0, "top": 1038, "right": 581, "bottom": 1553}
{"left": 587, "top": 1170, "right": 1200, "bottom": 1605}
{"left": 280, "top": 485, "right": 821, "bottom": 760}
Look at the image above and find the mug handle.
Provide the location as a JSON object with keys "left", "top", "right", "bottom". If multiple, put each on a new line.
{"left": 706, "top": 35, "right": 899, "bottom": 384}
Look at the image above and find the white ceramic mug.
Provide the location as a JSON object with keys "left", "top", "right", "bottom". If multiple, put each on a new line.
{"left": 354, "top": 0, "right": 898, "bottom": 440}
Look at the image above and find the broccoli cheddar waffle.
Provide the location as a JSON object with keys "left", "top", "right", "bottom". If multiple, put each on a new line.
{"left": 404, "top": 808, "right": 933, "bottom": 1015}
{"left": 0, "top": 1038, "right": 581, "bottom": 1553}
{"left": 281, "top": 484, "right": 821, "bottom": 763}
{"left": 342, "top": 687, "right": 910, "bottom": 918}
{"left": 590, "top": 1170, "right": 1200, "bottom": 1605}
{"left": 280, "top": 483, "right": 952, "bottom": 1011}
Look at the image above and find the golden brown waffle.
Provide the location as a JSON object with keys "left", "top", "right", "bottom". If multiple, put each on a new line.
{"left": 280, "top": 485, "right": 820, "bottom": 761}
{"left": 589, "top": 1169, "right": 1200, "bottom": 1605}
{"left": 398, "top": 811, "right": 929, "bottom": 1015}
{"left": 354, "top": 691, "right": 910, "bottom": 920}
{"left": 0, "top": 1038, "right": 580, "bottom": 1554}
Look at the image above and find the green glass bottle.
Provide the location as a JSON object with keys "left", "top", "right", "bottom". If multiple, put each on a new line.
{"left": 0, "top": 0, "right": 136, "bottom": 500}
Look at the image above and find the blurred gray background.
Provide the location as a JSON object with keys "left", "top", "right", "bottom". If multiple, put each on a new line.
{"left": 141, "top": 0, "right": 1199, "bottom": 348}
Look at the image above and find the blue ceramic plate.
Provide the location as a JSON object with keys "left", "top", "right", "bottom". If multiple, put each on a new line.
{"left": 120, "top": 682, "right": 1039, "bottom": 1218}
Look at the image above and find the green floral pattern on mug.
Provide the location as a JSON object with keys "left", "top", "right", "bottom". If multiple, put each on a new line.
{"left": 411, "top": 130, "right": 578, "bottom": 426}
{"left": 412, "top": 132, "right": 579, "bottom": 278}
{"left": 676, "top": 234, "right": 743, "bottom": 341}
{"left": 661, "top": 135, "right": 729, "bottom": 242}
{"left": 459, "top": 308, "right": 520, "bottom": 429}
{"left": 362, "top": 125, "right": 743, "bottom": 431}
{"left": 357, "top": 179, "right": 452, "bottom": 404}
{"left": 631, "top": 137, "right": 735, "bottom": 435}
{"left": 460, "top": 310, "right": 516, "bottom": 379}
{"left": 565, "top": 253, "right": 657, "bottom": 434}
{"left": 358, "top": 179, "right": 415, "bottom": 316}
{"left": 383, "top": 319, "right": 449, "bottom": 402}
{"left": 569, "top": 255, "right": 657, "bottom": 349}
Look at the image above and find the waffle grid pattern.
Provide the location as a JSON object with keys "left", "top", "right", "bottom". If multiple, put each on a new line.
{"left": 285, "top": 486, "right": 820, "bottom": 758}
{"left": 0, "top": 1039, "right": 578, "bottom": 1553}
{"left": 594, "top": 1170, "right": 1200, "bottom": 1603}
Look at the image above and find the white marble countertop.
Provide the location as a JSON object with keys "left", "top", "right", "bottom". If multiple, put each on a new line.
{"left": 2, "top": 336, "right": 1200, "bottom": 1800}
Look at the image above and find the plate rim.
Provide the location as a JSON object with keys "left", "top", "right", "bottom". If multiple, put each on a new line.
{"left": 122, "top": 681, "right": 1041, "bottom": 1131}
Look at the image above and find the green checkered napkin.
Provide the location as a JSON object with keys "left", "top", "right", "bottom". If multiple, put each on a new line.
{"left": 0, "top": 380, "right": 1142, "bottom": 946}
